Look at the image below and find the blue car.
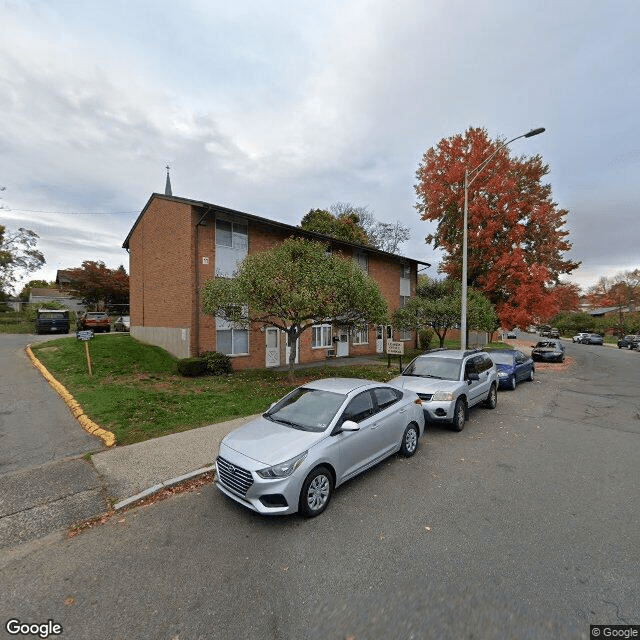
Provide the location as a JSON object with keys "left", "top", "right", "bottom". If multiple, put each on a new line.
{"left": 484, "top": 349, "right": 535, "bottom": 390}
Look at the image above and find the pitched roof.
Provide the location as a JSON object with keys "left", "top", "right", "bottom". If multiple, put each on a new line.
{"left": 122, "top": 193, "right": 430, "bottom": 267}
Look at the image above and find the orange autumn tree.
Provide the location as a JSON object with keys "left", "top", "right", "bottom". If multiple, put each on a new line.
{"left": 415, "top": 127, "right": 580, "bottom": 329}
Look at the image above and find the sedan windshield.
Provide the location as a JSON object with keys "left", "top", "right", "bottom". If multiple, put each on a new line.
{"left": 264, "top": 388, "right": 346, "bottom": 432}
{"left": 534, "top": 342, "right": 557, "bottom": 349}
{"left": 402, "top": 357, "right": 461, "bottom": 380}
{"left": 488, "top": 352, "right": 515, "bottom": 365}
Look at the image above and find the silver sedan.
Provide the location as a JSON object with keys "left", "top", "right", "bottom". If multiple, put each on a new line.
{"left": 215, "top": 378, "right": 425, "bottom": 517}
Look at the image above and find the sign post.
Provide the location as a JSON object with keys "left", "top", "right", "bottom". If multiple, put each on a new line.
{"left": 386, "top": 340, "right": 405, "bottom": 371}
{"left": 76, "top": 329, "right": 94, "bottom": 377}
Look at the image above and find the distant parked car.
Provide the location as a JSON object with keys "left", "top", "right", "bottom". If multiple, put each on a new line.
{"left": 572, "top": 332, "right": 590, "bottom": 343}
{"left": 484, "top": 348, "right": 535, "bottom": 390}
{"left": 617, "top": 335, "right": 639, "bottom": 349}
{"left": 113, "top": 315, "right": 130, "bottom": 332}
{"left": 35, "top": 309, "right": 70, "bottom": 335}
{"left": 531, "top": 340, "right": 565, "bottom": 363}
{"left": 79, "top": 311, "right": 111, "bottom": 333}
{"left": 580, "top": 333, "right": 603, "bottom": 345}
{"left": 215, "top": 378, "right": 425, "bottom": 517}
{"left": 506, "top": 330, "right": 518, "bottom": 339}
{"left": 548, "top": 328, "right": 560, "bottom": 339}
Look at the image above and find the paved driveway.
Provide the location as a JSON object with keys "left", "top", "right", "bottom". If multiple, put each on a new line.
{"left": 0, "top": 334, "right": 100, "bottom": 476}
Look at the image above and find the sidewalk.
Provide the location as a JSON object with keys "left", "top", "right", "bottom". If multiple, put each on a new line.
{"left": 91, "top": 414, "right": 260, "bottom": 509}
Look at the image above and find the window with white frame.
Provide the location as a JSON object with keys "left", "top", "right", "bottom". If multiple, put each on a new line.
{"left": 216, "top": 308, "right": 249, "bottom": 355}
{"left": 312, "top": 324, "right": 332, "bottom": 348}
{"left": 216, "top": 218, "right": 248, "bottom": 277}
{"left": 400, "top": 295, "right": 410, "bottom": 308}
{"left": 400, "top": 328, "right": 412, "bottom": 341}
{"left": 353, "top": 324, "right": 369, "bottom": 345}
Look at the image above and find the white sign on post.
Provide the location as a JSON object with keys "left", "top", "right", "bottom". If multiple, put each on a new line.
{"left": 386, "top": 341, "right": 404, "bottom": 355}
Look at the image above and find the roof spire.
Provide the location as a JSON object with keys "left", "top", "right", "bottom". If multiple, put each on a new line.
{"left": 165, "top": 165, "right": 172, "bottom": 196}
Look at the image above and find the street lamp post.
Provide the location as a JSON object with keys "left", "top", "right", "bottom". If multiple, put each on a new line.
{"left": 460, "top": 127, "right": 545, "bottom": 351}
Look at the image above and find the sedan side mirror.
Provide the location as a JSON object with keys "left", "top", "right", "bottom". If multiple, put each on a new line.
{"left": 340, "top": 420, "right": 360, "bottom": 432}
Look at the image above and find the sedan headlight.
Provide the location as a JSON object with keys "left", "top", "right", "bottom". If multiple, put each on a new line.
{"left": 431, "top": 391, "right": 455, "bottom": 401}
{"left": 257, "top": 451, "right": 308, "bottom": 479}
{"left": 498, "top": 372, "right": 508, "bottom": 378}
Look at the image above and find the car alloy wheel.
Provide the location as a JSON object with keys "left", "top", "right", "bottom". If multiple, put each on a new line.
{"left": 451, "top": 398, "right": 466, "bottom": 432}
{"left": 485, "top": 384, "right": 498, "bottom": 409}
{"left": 399, "top": 423, "right": 419, "bottom": 457}
{"left": 299, "top": 466, "right": 333, "bottom": 517}
{"left": 528, "top": 368, "right": 534, "bottom": 382}
{"left": 509, "top": 375, "right": 517, "bottom": 390}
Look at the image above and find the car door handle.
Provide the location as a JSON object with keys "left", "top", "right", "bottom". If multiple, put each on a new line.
{"left": 399, "top": 408, "right": 407, "bottom": 413}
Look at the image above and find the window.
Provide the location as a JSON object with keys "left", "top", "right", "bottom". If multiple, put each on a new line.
{"left": 353, "top": 324, "right": 369, "bottom": 345}
{"left": 342, "top": 391, "right": 374, "bottom": 423}
{"left": 312, "top": 324, "right": 332, "bottom": 348}
{"left": 400, "top": 295, "right": 410, "bottom": 308}
{"left": 372, "top": 387, "right": 401, "bottom": 411}
{"left": 400, "top": 264, "right": 411, "bottom": 279}
{"left": 216, "top": 329, "right": 248, "bottom": 355}
{"left": 353, "top": 251, "right": 368, "bottom": 272}
{"left": 216, "top": 218, "right": 248, "bottom": 277}
{"left": 400, "top": 328, "right": 412, "bottom": 341}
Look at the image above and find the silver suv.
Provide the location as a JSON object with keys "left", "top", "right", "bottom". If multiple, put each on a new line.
{"left": 389, "top": 349, "right": 498, "bottom": 432}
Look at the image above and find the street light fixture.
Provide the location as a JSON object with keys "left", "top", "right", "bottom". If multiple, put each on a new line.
{"left": 460, "top": 127, "right": 545, "bottom": 351}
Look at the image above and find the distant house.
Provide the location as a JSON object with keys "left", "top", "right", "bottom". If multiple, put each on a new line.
{"left": 123, "top": 193, "right": 429, "bottom": 368}
{"left": 28, "top": 288, "right": 84, "bottom": 312}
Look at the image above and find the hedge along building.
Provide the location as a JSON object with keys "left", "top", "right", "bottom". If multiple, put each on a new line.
{"left": 122, "top": 193, "right": 429, "bottom": 370}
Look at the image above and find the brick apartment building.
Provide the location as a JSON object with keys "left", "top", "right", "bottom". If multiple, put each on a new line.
{"left": 123, "top": 193, "right": 429, "bottom": 369}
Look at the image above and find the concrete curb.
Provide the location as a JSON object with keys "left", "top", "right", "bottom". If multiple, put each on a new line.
{"left": 26, "top": 345, "right": 116, "bottom": 448}
{"left": 112, "top": 465, "right": 216, "bottom": 511}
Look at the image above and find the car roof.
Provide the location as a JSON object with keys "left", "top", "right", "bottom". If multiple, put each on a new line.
{"left": 484, "top": 348, "right": 518, "bottom": 355}
{"left": 415, "top": 349, "right": 481, "bottom": 360}
{"left": 301, "top": 378, "right": 380, "bottom": 394}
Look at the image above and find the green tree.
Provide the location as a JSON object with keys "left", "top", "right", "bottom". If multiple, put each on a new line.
{"left": 0, "top": 225, "right": 46, "bottom": 296}
{"left": 201, "top": 237, "right": 389, "bottom": 378}
{"left": 300, "top": 208, "right": 369, "bottom": 245}
{"left": 393, "top": 278, "right": 496, "bottom": 347}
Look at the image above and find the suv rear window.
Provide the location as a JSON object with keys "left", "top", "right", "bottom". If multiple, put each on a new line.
{"left": 38, "top": 311, "right": 67, "bottom": 319}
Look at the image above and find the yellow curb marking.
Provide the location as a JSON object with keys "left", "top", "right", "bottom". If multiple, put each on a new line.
{"left": 25, "top": 345, "right": 116, "bottom": 448}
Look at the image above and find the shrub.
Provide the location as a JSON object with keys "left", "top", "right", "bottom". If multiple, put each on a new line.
{"left": 202, "top": 351, "right": 232, "bottom": 375}
{"left": 418, "top": 328, "right": 435, "bottom": 351}
{"left": 176, "top": 357, "right": 208, "bottom": 377}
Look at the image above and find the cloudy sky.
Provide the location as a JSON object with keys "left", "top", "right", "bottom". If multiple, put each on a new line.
{"left": 1, "top": 0, "right": 638, "bottom": 294}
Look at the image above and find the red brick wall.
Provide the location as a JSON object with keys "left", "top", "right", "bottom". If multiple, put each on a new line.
{"left": 129, "top": 199, "right": 196, "bottom": 331}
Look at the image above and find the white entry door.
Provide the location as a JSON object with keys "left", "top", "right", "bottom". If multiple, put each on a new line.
{"left": 336, "top": 328, "right": 349, "bottom": 357}
{"left": 265, "top": 327, "right": 280, "bottom": 367}
{"left": 376, "top": 325, "right": 385, "bottom": 353}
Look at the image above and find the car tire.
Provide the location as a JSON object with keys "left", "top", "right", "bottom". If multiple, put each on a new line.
{"left": 399, "top": 423, "right": 419, "bottom": 457}
{"left": 450, "top": 398, "right": 466, "bottom": 432}
{"left": 509, "top": 376, "right": 517, "bottom": 390}
{"left": 527, "top": 367, "right": 534, "bottom": 382}
{"left": 484, "top": 384, "right": 498, "bottom": 409}
{"left": 299, "top": 466, "right": 333, "bottom": 517}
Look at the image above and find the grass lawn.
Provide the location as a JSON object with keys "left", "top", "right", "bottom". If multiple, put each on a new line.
{"left": 31, "top": 334, "right": 403, "bottom": 446}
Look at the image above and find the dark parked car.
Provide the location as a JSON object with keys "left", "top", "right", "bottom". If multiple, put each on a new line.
{"left": 531, "top": 340, "right": 565, "bottom": 363}
{"left": 617, "top": 335, "right": 639, "bottom": 349}
{"left": 485, "top": 348, "right": 535, "bottom": 389}
{"left": 579, "top": 333, "right": 603, "bottom": 345}
{"left": 35, "top": 309, "right": 70, "bottom": 335}
{"left": 506, "top": 330, "right": 518, "bottom": 339}
{"left": 79, "top": 311, "right": 111, "bottom": 333}
{"left": 113, "top": 315, "right": 130, "bottom": 332}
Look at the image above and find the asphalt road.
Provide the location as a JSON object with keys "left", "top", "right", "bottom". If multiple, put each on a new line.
{"left": 1, "top": 336, "right": 638, "bottom": 640}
